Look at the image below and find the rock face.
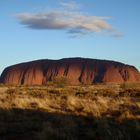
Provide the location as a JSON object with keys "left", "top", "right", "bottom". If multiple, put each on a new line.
{"left": 0, "top": 58, "right": 140, "bottom": 85}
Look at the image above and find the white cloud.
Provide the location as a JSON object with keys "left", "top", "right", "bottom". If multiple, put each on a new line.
{"left": 17, "top": 11, "right": 119, "bottom": 36}
{"left": 16, "top": 1, "right": 122, "bottom": 37}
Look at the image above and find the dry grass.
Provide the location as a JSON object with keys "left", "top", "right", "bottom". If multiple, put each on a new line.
{"left": 0, "top": 83, "right": 140, "bottom": 139}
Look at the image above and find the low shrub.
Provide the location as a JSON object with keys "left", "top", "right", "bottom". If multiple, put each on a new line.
{"left": 50, "top": 76, "right": 69, "bottom": 88}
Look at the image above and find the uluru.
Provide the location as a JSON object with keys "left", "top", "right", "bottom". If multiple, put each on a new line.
{"left": 0, "top": 57, "right": 140, "bottom": 85}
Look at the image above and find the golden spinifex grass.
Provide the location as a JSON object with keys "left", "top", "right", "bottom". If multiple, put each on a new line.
{"left": 0, "top": 83, "right": 140, "bottom": 139}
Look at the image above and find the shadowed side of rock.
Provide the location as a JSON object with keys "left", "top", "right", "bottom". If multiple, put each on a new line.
{"left": 0, "top": 58, "right": 140, "bottom": 85}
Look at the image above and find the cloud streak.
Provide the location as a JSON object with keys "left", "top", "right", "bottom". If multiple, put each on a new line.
{"left": 16, "top": 2, "right": 122, "bottom": 37}
{"left": 60, "top": 1, "right": 80, "bottom": 10}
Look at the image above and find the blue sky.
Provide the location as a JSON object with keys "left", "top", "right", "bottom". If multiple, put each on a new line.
{"left": 0, "top": 0, "right": 140, "bottom": 74}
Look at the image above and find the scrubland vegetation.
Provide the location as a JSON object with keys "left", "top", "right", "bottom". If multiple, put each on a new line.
{"left": 0, "top": 82, "right": 140, "bottom": 140}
